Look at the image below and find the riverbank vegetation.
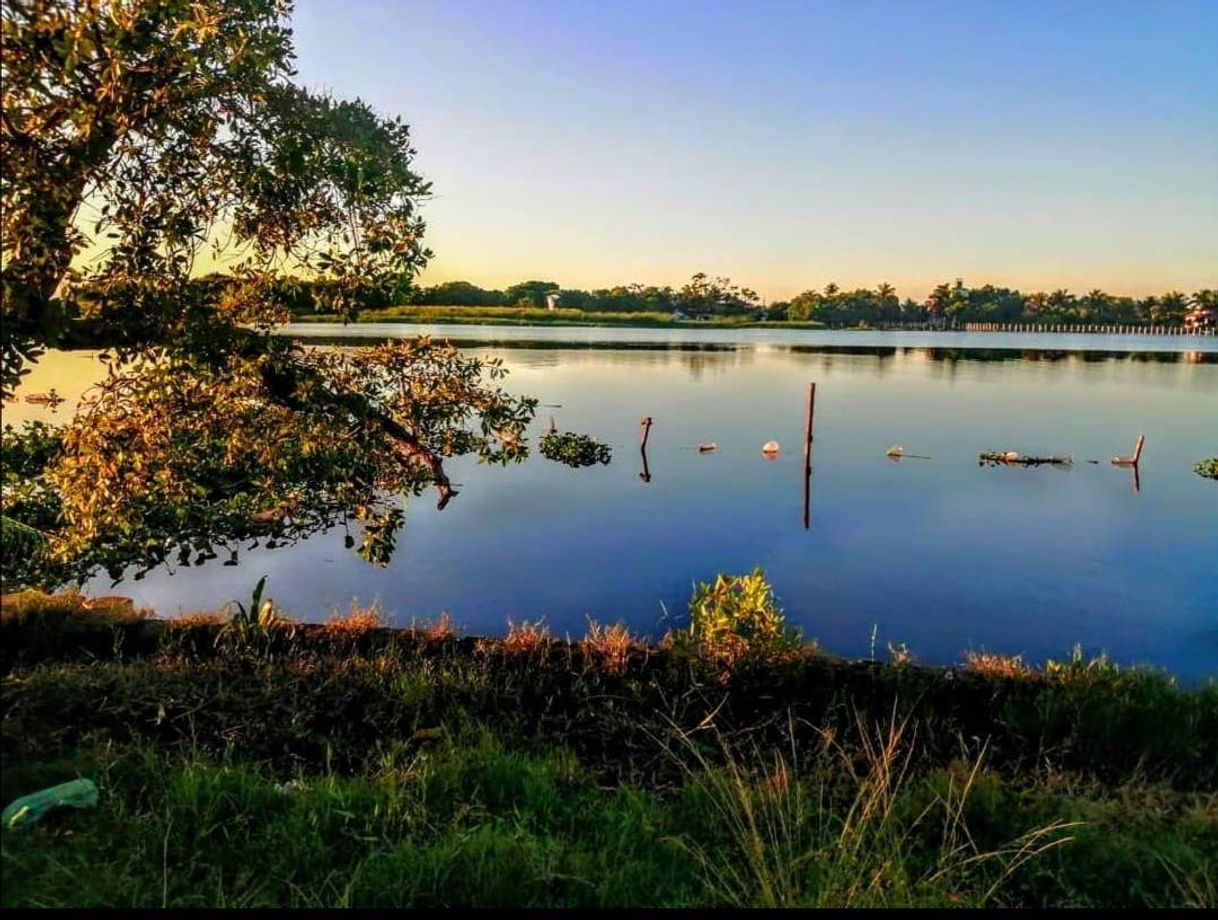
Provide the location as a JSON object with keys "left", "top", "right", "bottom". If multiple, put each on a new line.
{"left": 2, "top": 587, "right": 1215, "bottom": 908}
{"left": 242, "top": 274, "right": 1217, "bottom": 330}
{"left": 302, "top": 303, "right": 824, "bottom": 328}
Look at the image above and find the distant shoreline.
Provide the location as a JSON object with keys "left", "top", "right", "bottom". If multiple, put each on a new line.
{"left": 295, "top": 305, "right": 827, "bottom": 330}
{"left": 293, "top": 304, "right": 1215, "bottom": 335}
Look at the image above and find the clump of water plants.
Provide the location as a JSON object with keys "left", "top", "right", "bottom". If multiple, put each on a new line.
{"left": 682, "top": 567, "right": 800, "bottom": 664}
{"left": 1195, "top": 457, "right": 1218, "bottom": 480}
{"left": 979, "top": 450, "right": 1072, "bottom": 467}
{"left": 539, "top": 431, "right": 612, "bottom": 467}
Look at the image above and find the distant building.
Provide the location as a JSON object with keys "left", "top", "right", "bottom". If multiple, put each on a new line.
{"left": 545, "top": 292, "right": 561, "bottom": 311}
{"left": 1185, "top": 306, "right": 1214, "bottom": 330}
{"left": 923, "top": 298, "right": 947, "bottom": 328}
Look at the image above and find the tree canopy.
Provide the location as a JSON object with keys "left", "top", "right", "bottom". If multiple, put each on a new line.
{"left": 1, "top": 0, "right": 536, "bottom": 585}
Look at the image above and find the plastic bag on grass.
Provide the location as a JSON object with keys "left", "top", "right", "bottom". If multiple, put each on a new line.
{"left": 2, "top": 779, "right": 98, "bottom": 829}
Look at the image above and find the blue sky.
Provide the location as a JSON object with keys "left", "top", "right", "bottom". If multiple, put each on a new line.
{"left": 292, "top": 0, "right": 1217, "bottom": 300}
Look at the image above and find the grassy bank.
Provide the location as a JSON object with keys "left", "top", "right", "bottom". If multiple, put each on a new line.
{"left": 2, "top": 592, "right": 1215, "bottom": 907}
{"left": 295, "top": 304, "right": 826, "bottom": 329}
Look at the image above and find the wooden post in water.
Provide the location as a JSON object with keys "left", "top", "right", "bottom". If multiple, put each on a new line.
{"left": 1111, "top": 434, "right": 1145, "bottom": 467}
{"left": 802, "top": 383, "right": 816, "bottom": 529}
{"left": 639, "top": 416, "right": 653, "bottom": 483}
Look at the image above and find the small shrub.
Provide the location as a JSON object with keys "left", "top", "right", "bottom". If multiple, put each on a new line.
{"left": 220, "top": 576, "right": 293, "bottom": 645}
{"left": 538, "top": 432, "right": 611, "bottom": 467}
{"left": 685, "top": 568, "right": 798, "bottom": 664}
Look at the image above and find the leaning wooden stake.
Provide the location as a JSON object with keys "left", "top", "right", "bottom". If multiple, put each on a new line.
{"left": 803, "top": 384, "right": 816, "bottom": 529}
{"left": 1111, "top": 434, "right": 1145, "bottom": 466}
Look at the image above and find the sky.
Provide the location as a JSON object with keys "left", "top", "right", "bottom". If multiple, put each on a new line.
{"left": 291, "top": 0, "right": 1217, "bottom": 301}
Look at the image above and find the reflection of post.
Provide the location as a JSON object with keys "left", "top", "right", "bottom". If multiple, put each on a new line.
{"left": 802, "top": 384, "right": 816, "bottom": 529}
{"left": 639, "top": 416, "right": 653, "bottom": 483}
{"left": 802, "top": 464, "right": 810, "bottom": 528}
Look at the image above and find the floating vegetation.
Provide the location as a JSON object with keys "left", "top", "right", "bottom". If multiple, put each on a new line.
{"left": 23, "top": 389, "right": 64, "bottom": 407}
{"left": 886, "top": 444, "right": 932, "bottom": 460}
{"left": 539, "top": 431, "right": 612, "bottom": 467}
{"left": 1195, "top": 457, "right": 1218, "bottom": 480}
{"left": 979, "top": 451, "right": 1073, "bottom": 467}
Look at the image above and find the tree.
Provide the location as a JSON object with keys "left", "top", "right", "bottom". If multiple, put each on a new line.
{"left": 503, "top": 280, "right": 560, "bottom": 308}
{"left": 676, "top": 273, "right": 759, "bottom": 316}
{"left": 412, "top": 280, "right": 505, "bottom": 307}
{"left": 1, "top": 1, "right": 537, "bottom": 585}
{"left": 787, "top": 290, "right": 822, "bottom": 322}
{"left": 1151, "top": 291, "right": 1189, "bottom": 326}
{"left": 1080, "top": 289, "right": 1111, "bottom": 323}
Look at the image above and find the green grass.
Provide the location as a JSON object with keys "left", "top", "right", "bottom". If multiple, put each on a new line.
{"left": 3, "top": 728, "right": 1213, "bottom": 908}
{"left": 3, "top": 731, "right": 1214, "bottom": 908}
{"left": 2, "top": 597, "right": 1216, "bottom": 907}
{"left": 293, "top": 304, "right": 825, "bottom": 329}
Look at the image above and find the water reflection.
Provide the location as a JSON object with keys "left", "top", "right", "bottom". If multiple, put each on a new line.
{"left": 9, "top": 335, "right": 1217, "bottom": 681}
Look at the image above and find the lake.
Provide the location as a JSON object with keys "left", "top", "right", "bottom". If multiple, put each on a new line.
{"left": 8, "top": 326, "right": 1217, "bottom": 680}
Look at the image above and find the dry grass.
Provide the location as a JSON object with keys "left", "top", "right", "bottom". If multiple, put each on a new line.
{"left": 410, "top": 611, "right": 455, "bottom": 643}
{"left": 583, "top": 620, "right": 635, "bottom": 674}
{"left": 668, "top": 711, "right": 1078, "bottom": 908}
{"left": 504, "top": 618, "right": 551, "bottom": 655}
{"left": 965, "top": 651, "right": 1034, "bottom": 680}
{"left": 887, "top": 642, "right": 915, "bottom": 667}
{"left": 168, "top": 611, "right": 228, "bottom": 628}
{"left": 322, "top": 601, "right": 386, "bottom": 638}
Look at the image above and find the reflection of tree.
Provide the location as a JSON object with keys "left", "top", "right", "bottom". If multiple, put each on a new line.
{"left": 681, "top": 349, "right": 743, "bottom": 381}
{"left": 6, "top": 340, "right": 536, "bottom": 588}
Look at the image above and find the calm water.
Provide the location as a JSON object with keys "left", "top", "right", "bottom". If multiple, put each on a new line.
{"left": 9, "top": 327, "right": 1218, "bottom": 680}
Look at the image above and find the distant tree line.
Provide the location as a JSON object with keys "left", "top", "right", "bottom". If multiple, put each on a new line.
{"left": 776, "top": 281, "right": 1216, "bottom": 328}
{"left": 173, "top": 273, "right": 1215, "bottom": 327}
{"left": 411, "top": 273, "right": 763, "bottom": 316}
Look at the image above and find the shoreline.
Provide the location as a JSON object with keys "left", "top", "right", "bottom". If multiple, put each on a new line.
{"left": 293, "top": 304, "right": 1217, "bottom": 337}
{"left": 3, "top": 590, "right": 1215, "bottom": 908}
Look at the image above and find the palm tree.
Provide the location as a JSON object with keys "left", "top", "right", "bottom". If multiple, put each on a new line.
{"left": 1152, "top": 291, "right": 1189, "bottom": 325}
{"left": 1024, "top": 291, "right": 1049, "bottom": 317}
{"left": 1081, "top": 288, "right": 1111, "bottom": 323}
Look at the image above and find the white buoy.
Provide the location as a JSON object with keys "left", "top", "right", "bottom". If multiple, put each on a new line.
{"left": 762, "top": 440, "right": 780, "bottom": 457}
